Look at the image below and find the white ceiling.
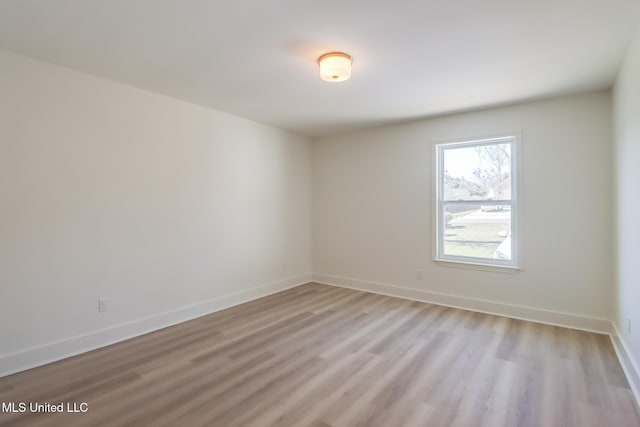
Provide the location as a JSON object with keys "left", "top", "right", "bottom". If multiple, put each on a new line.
{"left": 0, "top": 0, "right": 639, "bottom": 137}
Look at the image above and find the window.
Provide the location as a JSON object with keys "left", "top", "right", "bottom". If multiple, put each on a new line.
{"left": 435, "top": 136, "right": 518, "bottom": 268}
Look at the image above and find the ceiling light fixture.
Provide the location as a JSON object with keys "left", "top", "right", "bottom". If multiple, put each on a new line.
{"left": 318, "top": 52, "right": 351, "bottom": 82}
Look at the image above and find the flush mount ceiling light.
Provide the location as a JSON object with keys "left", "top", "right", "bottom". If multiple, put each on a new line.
{"left": 318, "top": 52, "right": 352, "bottom": 82}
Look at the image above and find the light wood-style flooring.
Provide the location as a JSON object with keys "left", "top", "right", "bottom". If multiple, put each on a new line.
{"left": 1, "top": 283, "right": 639, "bottom": 426}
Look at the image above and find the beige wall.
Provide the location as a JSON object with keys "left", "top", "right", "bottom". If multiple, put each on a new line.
{"left": 0, "top": 50, "right": 312, "bottom": 374}
{"left": 313, "top": 91, "right": 613, "bottom": 325}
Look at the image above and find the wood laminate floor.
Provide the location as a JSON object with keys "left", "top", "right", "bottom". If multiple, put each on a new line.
{"left": 1, "top": 283, "right": 639, "bottom": 427}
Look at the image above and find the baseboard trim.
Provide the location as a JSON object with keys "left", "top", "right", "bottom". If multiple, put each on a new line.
{"left": 610, "top": 323, "right": 640, "bottom": 407}
{"left": 0, "top": 274, "right": 312, "bottom": 378}
{"left": 312, "top": 273, "right": 612, "bottom": 334}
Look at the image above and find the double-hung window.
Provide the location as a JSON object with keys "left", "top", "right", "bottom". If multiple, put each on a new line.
{"left": 435, "top": 135, "right": 518, "bottom": 268}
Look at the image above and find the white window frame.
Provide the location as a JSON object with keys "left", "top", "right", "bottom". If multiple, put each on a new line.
{"left": 434, "top": 135, "right": 519, "bottom": 269}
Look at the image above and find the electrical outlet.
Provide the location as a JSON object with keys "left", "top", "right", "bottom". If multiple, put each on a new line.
{"left": 416, "top": 269, "right": 423, "bottom": 280}
{"left": 98, "top": 298, "right": 108, "bottom": 313}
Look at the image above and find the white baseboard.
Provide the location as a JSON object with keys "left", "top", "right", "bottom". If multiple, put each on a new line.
{"left": 312, "top": 273, "right": 612, "bottom": 334}
{"left": 610, "top": 323, "right": 640, "bottom": 407}
{"left": 0, "top": 274, "right": 312, "bottom": 378}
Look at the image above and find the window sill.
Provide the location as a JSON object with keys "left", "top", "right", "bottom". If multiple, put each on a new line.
{"left": 433, "top": 258, "right": 521, "bottom": 274}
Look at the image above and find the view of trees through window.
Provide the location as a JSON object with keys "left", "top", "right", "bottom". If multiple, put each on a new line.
{"left": 438, "top": 139, "right": 515, "bottom": 263}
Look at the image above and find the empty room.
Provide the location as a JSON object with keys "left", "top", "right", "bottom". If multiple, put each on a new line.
{"left": 1, "top": 0, "right": 640, "bottom": 426}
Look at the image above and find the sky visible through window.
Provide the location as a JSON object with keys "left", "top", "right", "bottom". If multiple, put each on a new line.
{"left": 444, "top": 143, "right": 511, "bottom": 185}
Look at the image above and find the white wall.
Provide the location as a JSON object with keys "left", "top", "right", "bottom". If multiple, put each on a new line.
{"left": 0, "top": 50, "right": 312, "bottom": 375}
{"left": 313, "top": 91, "right": 613, "bottom": 329}
{"left": 613, "top": 28, "right": 640, "bottom": 396}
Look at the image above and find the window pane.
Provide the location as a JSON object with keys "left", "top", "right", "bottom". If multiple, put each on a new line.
{"left": 443, "top": 143, "right": 511, "bottom": 201}
{"left": 443, "top": 203, "right": 511, "bottom": 260}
